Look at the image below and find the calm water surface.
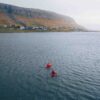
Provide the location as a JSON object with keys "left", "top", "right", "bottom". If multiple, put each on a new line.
{"left": 0, "top": 32, "right": 100, "bottom": 100}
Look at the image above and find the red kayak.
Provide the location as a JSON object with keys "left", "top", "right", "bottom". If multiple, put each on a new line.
{"left": 46, "top": 63, "right": 52, "bottom": 69}
{"left": 51, "top": 70, "right": 57, "bottom": 77}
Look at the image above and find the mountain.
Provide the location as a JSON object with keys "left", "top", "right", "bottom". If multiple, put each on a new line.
{"left": 0, "top": 3, "right": 86, "bottom": 31}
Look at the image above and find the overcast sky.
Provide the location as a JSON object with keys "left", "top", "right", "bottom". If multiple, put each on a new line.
{"left": 0, "top": 0, "right": 100, "bottom": 30}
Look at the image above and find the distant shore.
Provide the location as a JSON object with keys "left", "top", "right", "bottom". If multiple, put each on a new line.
{"left": 0, "top": 27, "right": 90, "bottom": 33}
{"left": 0, "top": 27, "right": 47, "bottom": 33}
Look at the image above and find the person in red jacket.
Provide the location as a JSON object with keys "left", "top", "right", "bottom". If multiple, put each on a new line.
{"left": 46, "top": 63, "right": 52, "bottom": 69}
{"left": 51, "top": 70, "right": 57, "bottom": 77}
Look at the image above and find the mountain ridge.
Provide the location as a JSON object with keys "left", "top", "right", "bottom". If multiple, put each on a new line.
{"left": 0, "top": 3, "right": 87, "bottom": 31}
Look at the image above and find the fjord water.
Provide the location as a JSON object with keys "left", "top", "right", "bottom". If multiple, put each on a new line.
{"left": 0, "top": 32, "right": 100, "bottom": 100}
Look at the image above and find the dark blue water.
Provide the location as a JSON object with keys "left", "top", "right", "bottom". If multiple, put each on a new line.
{"left": 0, "top": 32, "right": 100, "bottom": 100}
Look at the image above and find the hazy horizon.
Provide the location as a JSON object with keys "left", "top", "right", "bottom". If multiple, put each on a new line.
{"left": 0, "top": 0, "right": 100, "bottom": 30}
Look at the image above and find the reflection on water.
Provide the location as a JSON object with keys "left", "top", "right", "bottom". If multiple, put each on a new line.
{"left": 0, "top": 32, "right": 100, "bottom": 100}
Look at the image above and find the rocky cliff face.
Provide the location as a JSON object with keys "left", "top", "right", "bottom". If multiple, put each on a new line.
{"left": 0, "top": 3, "right": 86, "bottom": 31}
